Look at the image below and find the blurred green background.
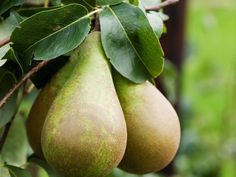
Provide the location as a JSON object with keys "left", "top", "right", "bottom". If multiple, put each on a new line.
{"left": 1, "top": 0, "right": 236, "bottom": 176}
{"left": 177, "top": 0, "right": 236, "bottom": 176}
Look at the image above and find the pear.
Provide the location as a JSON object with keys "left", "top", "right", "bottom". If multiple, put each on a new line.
{"left": 26, "top": 58, "right": 76, "bottom": 159}
{"left": 113, "top": 72, "right": 181, "bottom": 174}
{"left": 41, "top": 32, "right": 127, "bottom": 177}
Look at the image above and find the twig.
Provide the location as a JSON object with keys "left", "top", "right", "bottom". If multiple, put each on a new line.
{"left": 0, "top": 37, "right": 10, "bottom": 48}
{"left": 0, "top": 60, "right": 50, "bottom": 110}
{"left": 0, "top": 112, "right": 17, "bottom": 152}
{"left": 145, "top": 0, "right": 179, "bottom": 11}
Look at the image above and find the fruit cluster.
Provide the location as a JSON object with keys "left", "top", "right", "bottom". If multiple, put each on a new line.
{"left": 26, "top": 32, "right": 180, "bottom": 177}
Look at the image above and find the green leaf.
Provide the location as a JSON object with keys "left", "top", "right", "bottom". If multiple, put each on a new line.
{"left": 5, "top": 165, "right": 32, "bottom": 177}
{"left": 128, "top": 0, "right": 139, "bottom": 6}
{"left": 1, "top": 113, "right": 29, "bottom": 166}
{"left": 139, "top": 0, "right": 161, "bottom": 8}
{"left": 0, "top": 166, "right": 10, "bottom": 177}
{"left": 17, "top": 6, "right": 59, "bottom": 17}
{"left": 0, "top": 0, "right": 25, "bottom": 16}
{"left": 0, "top": 59, "right": 7, "bottom": 67}
{"left": 11, "top": 4, "right": 91, "bottom": 65}
{"left": 0, "top": 69, "right": 18, "bottom": 128}
{"left": 62, "top": 0, "right": 96, "bottom": 11}
{"left": 30, "top": 56, "right": 68, "bottom": 88}
{"left": 100, "top": 3, "right": 164, "bottom": 83}
{"left": 3, "top": 48, "right": 24, "bottom": 78}
{"left": 96, "top": 0, "right": 123, "bottom": 6}
{"left": 147, "top": 11, "right": 164, "bottom": 38}
{"left": 28, "top": 157, "right": 62, "bottom": 177}
{"left": 0, "top": 11, "right": 22, "bottom": 41}
{"left": 0, "top": 44, "right": 11, "bottom": 65}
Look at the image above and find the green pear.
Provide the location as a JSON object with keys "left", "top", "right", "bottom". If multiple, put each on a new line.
{"left": 41, "top": 32, "right": 127, "bottom": 177}
{"left": 113, "top": 72, "right": 181, "bottom": 174}
{"left": 26, "top": 57, "right": 76, "bottom": 159}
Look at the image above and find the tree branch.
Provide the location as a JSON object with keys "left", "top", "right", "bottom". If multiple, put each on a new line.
{"left": 0, "top": 60, "right": 50, "bottom": 110}
{"left": 0, "top": 37, "right": 10, "bottom": 48}
{"left": 145, "top": 0, "right": 179, "bottom": 11}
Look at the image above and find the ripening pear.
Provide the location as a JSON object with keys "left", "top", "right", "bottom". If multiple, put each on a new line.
{"left": 113, "top": 72, "right": 181, "bottom": 174}
{"left": 41, "top": 32, "right": 127, "bottom": 177}
{"left": 26, "top": 57, "right": 76, "bottom": 159}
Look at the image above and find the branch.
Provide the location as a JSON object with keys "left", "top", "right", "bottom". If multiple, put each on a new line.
{"left": 0, "top": 37, "right": 10, "bottom": 48}
{"left": 0, "top": 60, "right": 50, "bottom": 110}
{"left": 145, "top": 0, "right": 179, "bottom": 11}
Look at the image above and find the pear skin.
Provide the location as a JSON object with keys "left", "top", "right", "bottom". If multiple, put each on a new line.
{"left": 113, "top": 72, "right": 181, "bottom": 174}
{"left": 41, "top": 32, "right": 127, "bottom": 177}
{"left": 26, "top": 58, "right": 76, "bottom": 159}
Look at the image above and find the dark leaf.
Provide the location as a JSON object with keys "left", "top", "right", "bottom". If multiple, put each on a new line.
{"left": 0, "top": 0, "right": 25, "bottom": 16}
{"left": 11, "top": 4, "right": 91, "bottom": 65}
{"left": 3, "top": 48, "right": 24, "bottom": 78}
{"left": 96, "top": 0, "right": 123, "bottom": 6}
{"left": 30, "top": 56, "right": 69, "bottom": 88}
{"left": 17, "top": 6, "right": 59, "bottom": 17}
{"left": 0, "top": 69, "right": 18, "bottom": 128}
{"left": 100, "top": 3, "right": 164, "bottom": 83}
{"left": 5, "top": 165, "right": 32, "bottom": 177}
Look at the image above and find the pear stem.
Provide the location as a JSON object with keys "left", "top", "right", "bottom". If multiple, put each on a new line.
{"left": 85, "top": 8, "right": 103, "bottom": 18}
{"left": 145, "top": 0, "right": 179, "bottom": 11}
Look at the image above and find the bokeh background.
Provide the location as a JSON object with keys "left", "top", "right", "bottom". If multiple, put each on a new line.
{"left": 0, "top": 0, "right": 236, "bottom": 176}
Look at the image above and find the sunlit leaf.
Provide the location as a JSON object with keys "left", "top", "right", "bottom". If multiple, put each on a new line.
{"left": 139, "top": 0, "right": 161, "bottom": 8}
{"left": 0, "top": 11, "right": 22, "bottom": 41}
{"left": 100, "top": 3, "right": 164, "bottom": 83}
{"left": 147, "top": 11, "right": 164, "bottom": 38}
{"left": 11, "top": 4, "right": 91, "bottom": 65}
